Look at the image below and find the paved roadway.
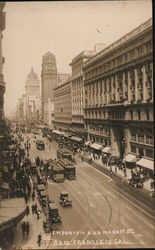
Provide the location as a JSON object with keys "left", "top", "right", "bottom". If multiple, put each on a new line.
{"left": 23, "top": 133, "right": 155, "bottom": 249}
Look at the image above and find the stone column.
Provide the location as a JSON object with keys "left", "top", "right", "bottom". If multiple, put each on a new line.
{"left": 115, "top": 74, "right": 119, "bottom": 102}
{"left": 134, "top": 67, "right": 138, "bottom": 102}
{"left": 111, "top": 75, "right": 114, "bottom": 101}
{"left": 122, "top": 72, "right": 126, "bottom": 99}
{"left": 127, "top": 70, "right": 131, "bottom": 103}
{"left": 142, "top": 63, "right": 147, "bottom": 102}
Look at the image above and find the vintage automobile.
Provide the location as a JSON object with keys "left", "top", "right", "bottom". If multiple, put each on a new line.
{"left": 38, "top": 190, "right": 47, "bottom": 207}
{"left": 49, "top": 204, "right": 62, "bottom": 224}
{"left": 128, "top": 174, "right": 143, "bottom": 188}
{"left": 59, "top": 191, "right": 72, "bottom": 207}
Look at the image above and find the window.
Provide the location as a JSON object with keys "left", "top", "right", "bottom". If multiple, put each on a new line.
{"left": 130, "top": 110, "right": 133, "bottom": 120}
{"left": 145, "top": 149, "right": 153, "bottom": 159}
{"left": 131, "top": 132, "right": 136, "bottom": 141}
{"left": 131, "top": 145, "right": 136, "bottom": 153}
{"left": 146, "top": 109, "right": 150, "bottom": 120}
{"left": 137, "top": 110, "right": 141, "bottom": 120}
{"left": 138, "top": 134, "right": 144, "bottom": 143}
{"left": 100, "top": 138, "right": 103, "bottom": 143}
{"left": 146, "top": 136, "right": 153, "bottom": 145}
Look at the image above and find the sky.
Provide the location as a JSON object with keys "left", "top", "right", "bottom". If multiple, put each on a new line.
{"left": 2, "top": 0, "right": 152, "bottom": 116}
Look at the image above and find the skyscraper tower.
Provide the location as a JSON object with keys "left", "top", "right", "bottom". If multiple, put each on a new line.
{"left": 25, "top": 67, "right": 40, "bottom": 98}
{"left": 0, "top": 2, "right": 5, "bottom": 135}
{"left": 25, "top": 67, "right": 40, "bottom": 123}
{"left": 41, "top": 52, "right": 57, "bottom": 123}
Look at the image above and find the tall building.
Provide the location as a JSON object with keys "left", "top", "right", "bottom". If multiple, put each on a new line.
{"left": 70, "top": 50, "right": 95, "bottom": 140}
{"left": 83, "top": 18, "right": 153, "bottom": 165}
{"left": 41, "top": 52, "right": 57, "bottom": 125}
{"left": 0, "top": 2, "right": 5, "bottom": 136}
{"left": 25, "top": 67, "right": 41, "bottom": 123}
{"left": 54, "top": 80, "right": 72, "bottom": 132}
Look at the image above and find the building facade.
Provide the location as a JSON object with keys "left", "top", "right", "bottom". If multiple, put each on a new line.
{"left": 0, "top": 3, "right": 5, "bottom": 136}
{"left": 41, "top": 51, "right": 57, "bottom": 125}
{"left": 25, "top": 67, "right": 41, "bottom": 123}
{"left": 43, "top": 98, "right": 54, "bottom": 129}
{"left": 57, "top": 73, "right": 71, "bottom": 86}
{"left": 54, "top": 80, "right": 72, "bottom": 132}
{"left": 83, "top": 18, "right": 153, "bottom": 160}
{"left": 70, "top": 50, "right": 94, "bottom": 139}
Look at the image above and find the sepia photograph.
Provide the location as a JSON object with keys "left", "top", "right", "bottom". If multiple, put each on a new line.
{"left": 0, "top": 1, "right": 154, "bottom": 249}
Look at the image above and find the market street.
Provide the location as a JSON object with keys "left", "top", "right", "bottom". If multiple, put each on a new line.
{"left": 23, "top": 133, "right": 155, "bottom": 249}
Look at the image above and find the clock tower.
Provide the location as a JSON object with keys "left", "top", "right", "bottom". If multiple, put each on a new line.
{"left": 41, "top": 51, "right": 57, "bottom": 123}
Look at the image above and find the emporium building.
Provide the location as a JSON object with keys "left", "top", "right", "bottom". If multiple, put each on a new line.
{"left": 83, "top": 18, "right": 153, "bottom": 167}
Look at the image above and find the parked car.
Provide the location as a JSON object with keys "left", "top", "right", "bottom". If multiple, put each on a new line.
{"left": 49, "top": 204, "right": 62, "bottom": 224}
{"left": 59, "top": 191, "right": 72, "bottom": 207}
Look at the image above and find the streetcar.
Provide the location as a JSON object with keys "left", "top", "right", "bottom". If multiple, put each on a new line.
{"left": 57, "top": 148, "right": 72, "bottom": 161}
{"left": 50, "top": 161, "right": 65, "bottom": 183}
{"left": 36, "top": 140, "right": 45, "bottom": 150}
{"left": 58, "top": 158, "right": 76, "bottom": 180}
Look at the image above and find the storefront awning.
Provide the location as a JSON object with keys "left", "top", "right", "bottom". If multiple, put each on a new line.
{"left": 102, "top": 147, "right": 111, "bottom": 154}
{"left": 125, "top": 154, "right": 137, "bottom": 163}
{"left": 52, "top": 130, "right": 61, "bottom": 135}
{"left": 70, "top": 136, "right": 83, "bottom": 143}
{"left": 0, "top": 198, "right": 27, "bottom": 232}
{"left": 136, "top": 158, "right": 154, "bottom": 170}
{"left": 90, "top": 143, "right": 103, "bottom": 151}
{"left": 85, "top": 141, "right": 91, "bottom": 146}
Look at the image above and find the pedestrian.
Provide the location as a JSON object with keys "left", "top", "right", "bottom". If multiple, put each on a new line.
{"left": 31, "top": 204, "right": 34, "bottom": 214}
{"left": 37, "top": 233, "right": 42, "bottom": 247}
{"left": 36, "top": 209, "right": 40, "bottom": 220}
{"left": 21, "top": 222, "right": 26, "bottom": 236}
{"left": 25, "top": 222, "right": 30, "bottom": 236}
{"left": 124, "top": 167, "right": 127, "bottom": 177}
{"left": 115, "top": 166, "right": 117, "bottom": 173}
{"left": 34, "top": 203, "right": 38, "bottom": 214}
{"left": 26, "top": 205, "right": 30, "bottom": 216}
{"left": 32, "top": 191, "right": 35, "bottom": 201}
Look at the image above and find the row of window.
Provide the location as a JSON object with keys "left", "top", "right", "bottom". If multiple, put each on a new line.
{"left": 131, "top": 145, "right": 153, "bottom": 159}
{"left": 84, "top": 42, "right": 152, "bottom": 80}
{"left": 84, "top": 109, "right": 152, "bottom": 121}
{"left": 89, "top": 135, "right": 110, "bottom": 146}
{"left": 131, "top": 133, "right": 153, "bottom": 145}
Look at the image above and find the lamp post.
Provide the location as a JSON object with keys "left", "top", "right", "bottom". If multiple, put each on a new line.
{"left": 25, "top": 139, "right": 30, "bottom": 158}
{"left": 121, "top": 138, "right": 127, "bottom": 177}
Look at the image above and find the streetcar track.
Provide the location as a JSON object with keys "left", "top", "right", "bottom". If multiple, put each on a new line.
{"left": 64, "top": 180, "right": 91, "bottom": 249}
{"left": 75, "top": 173, "right": 113, "bottom": 249}
{"left": 81, "top": 163, "right": 155, "bottom": 219}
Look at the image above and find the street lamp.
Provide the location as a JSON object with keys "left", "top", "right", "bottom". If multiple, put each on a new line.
{"left": 121, "top": 138, "right": 127, "bottom": 177}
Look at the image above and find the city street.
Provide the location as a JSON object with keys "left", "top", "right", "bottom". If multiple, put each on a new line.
{"left": 23, "top": 133, "right": 155, "bottom": 249}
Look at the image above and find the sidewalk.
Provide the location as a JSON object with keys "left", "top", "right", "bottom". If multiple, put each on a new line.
{"left": 13, "top": 190, "right": 51, "bottom": 249}
{"left": 78, "top": 152, "right": 153, "bottom": 193}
